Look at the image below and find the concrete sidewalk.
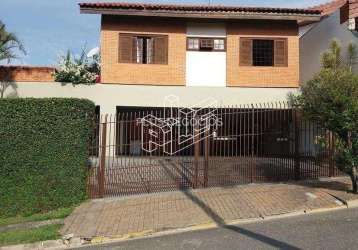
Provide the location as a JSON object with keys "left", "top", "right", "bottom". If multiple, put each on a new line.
{"left": 61, "top": 177, "right": 357, "bottom": 239}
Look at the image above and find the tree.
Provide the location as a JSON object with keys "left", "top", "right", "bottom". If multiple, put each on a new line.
{"left": 0, "top": 81, "right": 17, "bottom": 98}
{"left": 293, "top": 40, "right": 358, "bottom": 193}
{"left": 0, "top": 20, "right": 26, "bottom": 63}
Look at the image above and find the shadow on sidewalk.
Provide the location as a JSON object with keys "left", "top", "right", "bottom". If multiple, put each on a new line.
{"left": 182, "top": 190, "right": 301, "bottom": 250}
{"left": 159, "top": 160, "right": 301, "bottom": 249}
{"left": 161, "top": 160, "right": 300, "bottom": 250}
{"left": 296, "top": 178, "right": 350, "bottom": 191}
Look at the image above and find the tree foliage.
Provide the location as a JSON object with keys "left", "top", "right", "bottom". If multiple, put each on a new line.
{"left": 293, "top": 40, "right": 358, "bottom": 192}
{"left": 0, "top": 20, "right": 26, "bottom": 63}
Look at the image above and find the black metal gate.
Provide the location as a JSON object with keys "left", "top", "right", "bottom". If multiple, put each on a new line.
{"left": 87, "top": 103, "right": 340, "bottom": 198}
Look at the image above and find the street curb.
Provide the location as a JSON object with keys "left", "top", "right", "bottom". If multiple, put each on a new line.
{"left": 74, "top": 205, "right": 351, "bottom": 248}
{"left": 347, "top": 199, "right": 358, "bottom": 208}
{"left": 3, "top": 201, "right": 358, "bottom": 250}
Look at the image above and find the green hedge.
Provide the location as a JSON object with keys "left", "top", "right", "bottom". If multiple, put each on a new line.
{"left": 0, "top": 98, "right": 95, "bottom": 217}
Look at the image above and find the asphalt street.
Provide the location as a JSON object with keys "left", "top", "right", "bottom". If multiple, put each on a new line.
{"left": 76, "top": 207, "right": 358, "bottom": 250}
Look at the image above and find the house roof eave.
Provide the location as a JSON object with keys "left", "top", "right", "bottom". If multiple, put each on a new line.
{"left": 80, "top": 8, "right": 321, "bottom": 22}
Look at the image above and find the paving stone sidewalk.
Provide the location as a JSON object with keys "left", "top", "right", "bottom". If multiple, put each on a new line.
{"left": 61, "top": 177, "right": 356, "bottom": 238}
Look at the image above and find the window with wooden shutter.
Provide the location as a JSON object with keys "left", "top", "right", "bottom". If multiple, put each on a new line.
{"left": 240, "top": 37, "right": 288, "bottom": 67}
{"left": 119, "top": 33, "right": 168, "bottom": 65}
{"left": 118, "top": 34, "right": 135, "bottom": 63}
{"left": 274, "top": 39, "right": 288, "bottom": 67}
{"left": 240, "top": 38, "right": 253, "bottom": 66}
{"left": 153, "top": 36, "right": 168, "bottom": 64}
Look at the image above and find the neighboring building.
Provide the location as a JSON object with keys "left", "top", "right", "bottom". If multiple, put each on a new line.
{"left": 76, "top": 2, "right": 321, "bottom": 113}
{"left": 300, "top": 0, "right": 358, "bottom": 83}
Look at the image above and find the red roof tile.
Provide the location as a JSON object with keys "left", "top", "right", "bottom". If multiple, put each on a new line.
{"left": 79, "top": 2, "right": 321, "bottom": 16}
{"left": 349, "top": 0, "right": 358, "bottom": 18}
{"left": 310, "top": 0, "right": 347, "bottom": 16}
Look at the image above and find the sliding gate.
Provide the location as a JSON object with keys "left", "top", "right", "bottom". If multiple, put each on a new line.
{"left": 87, "top": 103, "right": 340, "bottom": 198}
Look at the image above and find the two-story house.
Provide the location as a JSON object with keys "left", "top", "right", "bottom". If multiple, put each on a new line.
{"left": 79, "top": 2, "right": 321, "bottom": 114}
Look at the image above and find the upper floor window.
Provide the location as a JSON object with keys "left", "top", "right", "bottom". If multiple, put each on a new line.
{"left": 200, "top": 38, "right": 214, "bottom": 50}
{"left": 118, "top": 33, "right": 168, "bottom": 64}
{"left": 214, "top": 39, "right": 225, "bottom": 50}
{"left": 252, "top": 40, "right": 274, "bottom": 66}
{"left": 187, "top": 37, "right": 226, "bottom": 51}
{"left": 135, "top": 37, "right": 154, "bottom": 64}
{"left": 240, "top": 38, "right": 288, "bottom": 67}
{"left": 188, "top": 38, "right": 199, "bottom": 50}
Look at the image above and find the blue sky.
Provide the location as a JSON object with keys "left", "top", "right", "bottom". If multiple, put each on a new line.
{"left": 0, "top": 0, "right": 330, "bottom": 66}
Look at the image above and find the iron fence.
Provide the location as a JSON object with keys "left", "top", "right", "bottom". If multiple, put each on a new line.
{"left": 87, "top": 102, "right": 340, "bottom": 198}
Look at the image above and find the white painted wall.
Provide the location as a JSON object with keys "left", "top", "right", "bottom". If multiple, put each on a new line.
{"left": 300, "top": 10, "right": 358, "bottom": 84}
{"left": 5, "top": 82, "right": 298, "bottom": 156}
{"left": 186, "top": 52, "right": 226, "bottom": 87}
{"left": 5, "top": 82, "right": 298, "bottom": 114}
{"left": 186, "top": 22, "right": 227, "bottom": 87}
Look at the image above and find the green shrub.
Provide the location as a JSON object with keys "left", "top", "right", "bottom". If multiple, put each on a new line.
{"left": 0, "top": 98, "right": 95, "bottom": 217}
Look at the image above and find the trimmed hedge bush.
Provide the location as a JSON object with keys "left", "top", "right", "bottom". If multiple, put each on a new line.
{"left": 0, "top": 98, "right": 95, "bottom": 217}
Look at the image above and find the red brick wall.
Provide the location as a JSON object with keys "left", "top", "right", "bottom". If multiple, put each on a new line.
{"left": 227, "top": 20, "right": 300, "bottom": 87}
{"left": 0, "top": 66, "right": 55, "bottom": 82}
{"left": 101, "top": 16, "right": 186, "bottom": 85}
{"left": 101, "top": 16, "right": 299, "bottom": 87}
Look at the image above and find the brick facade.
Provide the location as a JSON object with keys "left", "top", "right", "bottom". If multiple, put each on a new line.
{"left": 101, "top": 16, "right": 186, "bottom": 85}
{"left": 227, "top": 20, "right": 300, "bottom": 87}
{"left": 0, "top": 65, "right": 55, "bottom": 82}
{"left": 101, "top": 16, "right": 299, "bottom": 87}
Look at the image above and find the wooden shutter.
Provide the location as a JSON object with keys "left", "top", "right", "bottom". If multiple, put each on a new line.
{"left": 240, "top": 38, "right": 253, "bottom": 66}
{"left": 118, "top": 34, "right": 136, "bottom": 63}
{"left": 153, "top": 36, "right": 168, "bottom": 64}
{"left": 274, "top": 39, "right": 288, "bottom": 67}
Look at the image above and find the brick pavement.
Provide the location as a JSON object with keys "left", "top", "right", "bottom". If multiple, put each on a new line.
{"left": 61, "top": 177, "right": 355, "bottom": 238}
